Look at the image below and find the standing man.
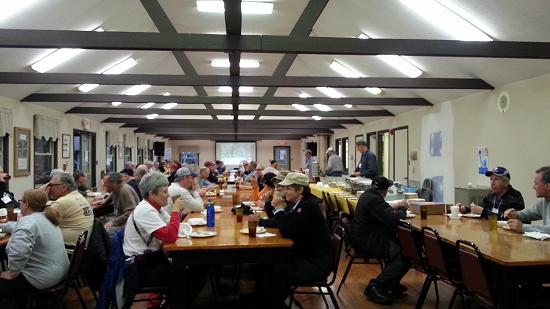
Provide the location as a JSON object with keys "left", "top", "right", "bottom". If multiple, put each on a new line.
{"left": 352, "top": 140, "right": 378, "bottom": 178}
{"left": 351, "top": 176, "right": 409, "bottom": 305}
{"left": 505, "top": 166, "right": 550, "bottom": 233}
{"left": 303, "top": 149, "right": 316, "bottom": 172}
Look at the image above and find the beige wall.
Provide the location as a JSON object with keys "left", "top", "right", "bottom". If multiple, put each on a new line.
{"left": 331, "top": 72, "right": 550, "bottom": 206}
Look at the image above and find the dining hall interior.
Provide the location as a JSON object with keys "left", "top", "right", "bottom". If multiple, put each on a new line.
{"left": 0, "top": 0, "right": 550, "bottom": 308}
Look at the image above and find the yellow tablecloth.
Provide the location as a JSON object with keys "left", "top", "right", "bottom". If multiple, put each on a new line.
{"left": 310, "top": 184, "right": 357, "bottom": 214}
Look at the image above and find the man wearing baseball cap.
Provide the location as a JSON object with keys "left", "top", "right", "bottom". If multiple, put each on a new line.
{"left": 351, "top": 176, "right": 409, "bottom": 305}
{"left": 459, "top": 166, "right": 524, "bottom": 220}
{"left": 166, "top": 167, "right": 204, "bottom": 213}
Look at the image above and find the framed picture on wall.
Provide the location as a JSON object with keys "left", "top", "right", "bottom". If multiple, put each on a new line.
{"left": 14, "top": 127, "right": 31, "bottom": 177}
{"left": 62, "top": 134, "right": 71, "bottom": 158}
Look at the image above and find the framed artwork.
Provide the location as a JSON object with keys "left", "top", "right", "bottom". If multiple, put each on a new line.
{"left": 62, "top": 134, "right": 71, "bottom": 158}
{"left": 14, "top": 127, "right": 31, "bottom": 177}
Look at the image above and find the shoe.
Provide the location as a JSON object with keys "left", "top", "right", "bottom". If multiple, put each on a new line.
{"left": 364, "top": 280, "right": 392, "bottom": 305}
{"left": 390, "top": 283, "right": 408, "bottom": 293}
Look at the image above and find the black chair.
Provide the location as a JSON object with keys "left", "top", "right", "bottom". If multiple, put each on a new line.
{"left": 322, "top": 191, "right": 339, "bottom": 232}
{"left": 421, "top": 227, "right": 464, "bottom": 309}
{"left": 290, "top": 226, "right": 344, "bottom": 309}
{"left": 419, "top": 178, "right": 433, "bottom": 202}
{"left": 28, "top": 230, "right": 89, "bottom": 309}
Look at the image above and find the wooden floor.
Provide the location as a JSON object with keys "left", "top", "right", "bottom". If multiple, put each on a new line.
{"left": 63, "top": 251, "right": 476, "bottom": 309}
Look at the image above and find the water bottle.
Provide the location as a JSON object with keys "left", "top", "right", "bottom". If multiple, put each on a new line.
{"left": 206, "top": 199, "right": 215, "bottom": 228}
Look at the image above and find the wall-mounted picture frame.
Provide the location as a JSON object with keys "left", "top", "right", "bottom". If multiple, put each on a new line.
{"left": 14, "top": 127, "right": 31, "bottom": 177}
{"left": 62, "top": 133, "right": 71, "bottom": 158}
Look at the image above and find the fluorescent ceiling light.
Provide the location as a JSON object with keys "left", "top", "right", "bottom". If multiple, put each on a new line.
{"left": 292, "top": 104, "right": 309, "bottom": 112}
{"left": 103, "top": 57, "right": 137, "bottom": 75}
{"left": 111, "top": 101, "right": 122, "bottom": 106}
{"left": 161, "top": 102, "right": 178, "bottom": 110}
{"left": 365, "top": 87, "right": 383, "bottom": 95}
{"left": 344, "top": 104, "right": 353, "bottom": 109}
{"left": 312, "top": 116, "right": 322, "bottom": 121}
{"left": 313, "top": 104, "right": 332, "bottom": 112}
{"left": 358, "top": 33, "right": 370, "bottom": 39}
{"left": 140, "top": 102, "right": 156, "bottom": 109}
{"left": 93, "top": 27, "right": 104, "bottom": 32}
{"left": 31, "top": 48, "right": 84, "bottom": 73}
{"left": 78, "top": 83, "right": 99, "bottom": 93}
{"left": 298, "top": 92, "right": 311, "bottom": 99}
{"left": 316, "top": 87, "right": 345, "bottom": 99}
{"left": 329, "top": 60, "right": 361, "bottom": 78}
{"left": 211, "top": 59, "right": 260, "bottom": 68}
{"left": 197, "top": 1, "right": 273, "bottom": 14}
{"left": 162, "top": 92, "right": 171, "bottom": 96}
{"left": 218, "top": 86, "right": 254, "bottom": 93}
{"left": 124, "top": 84, "right": 151, "bottom": 95}
{"left": 0, "top": 0, "right": 40, "bottom": 21}
{"left": 399, "top": 0, "right": 492, "bottom": 41}
{"left": 146, "top": 113, "right": 159, "bottom": 120}
{"left": 377, "top": 55, "right": 422, "bottom": 78}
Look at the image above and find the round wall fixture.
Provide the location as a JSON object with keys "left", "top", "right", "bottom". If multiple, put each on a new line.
{"left": 497, "top": 92, "right": 510, "bottom": 112}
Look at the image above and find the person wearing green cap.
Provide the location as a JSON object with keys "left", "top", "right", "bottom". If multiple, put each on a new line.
{"left": 271, "top": 172, "right": 332, "bottom": 295}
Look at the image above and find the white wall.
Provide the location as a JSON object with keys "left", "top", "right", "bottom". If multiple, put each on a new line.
{"left": 331, "top": 72, "right": 550, "bottom": 206}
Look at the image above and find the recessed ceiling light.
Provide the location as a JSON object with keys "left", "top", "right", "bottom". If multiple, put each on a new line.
{"left": 218, "top": 86, "right": 254, "bottom": 93}
{"left": 365, "top": 87, "right": 383, "bottom": 95}
{"left": 161, "top": 102, "right": 178, "bottom": 110}
{"left": 298, "top": 92, "right": 311, "bottom": 99}
{"left": 211, "top": 59, "right": 260, "bottom": 68}
{"left": 31, "top": 48, "right": 84, "bottom": 73}
{"left": 316, "top": 87, "right": 345, "bottom": 99}
{"left": 140, "top": 102, "right": 156, "bottom": 109}
{"left": 312, "top": 116, "right": 322, "bottom": 121}
{"left": 344, "top": 104, "right": 353, "bottom": 109}
{"left": 78, "top": 83, "right": 99, "bottom": 93}
{"left": 146, "top": 113, "right": 159, "bottom": 120}
{"left": 197, "top": 1, "right": 273, "bottom": 14}
{"left": 124, "top": 84, "right": 151, "bottom": 95}
{"left": 399, "top": 0, "right": 492, "bottom": 41}
{"left": 313, "top": 104, "right": 332, "bottom": 112}
{"left": 329, "top": 60, "right": 361, "bottom": 78}
{"left": 103, "top": 57, "right": 137, "bottom": 75}
{"left": 162, "top": 92, "right": 171, "bottom": 96}
{"left": 292, "top": 104, "right": 309, "bottom": 112}
{"left": 0, "top": 0, "right": 40, "bottom": 21}
{"left": 111, "top": 101, "right": 122, "bottom": 106}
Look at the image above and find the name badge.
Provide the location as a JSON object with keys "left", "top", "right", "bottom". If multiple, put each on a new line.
{"left": 1, "top": 194, "right": 12, "bottom": 204}
{"left": 491, "top": 207, "right": 499, "bottom": 214}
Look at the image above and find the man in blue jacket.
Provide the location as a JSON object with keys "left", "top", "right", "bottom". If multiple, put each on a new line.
{"left": 352, "top": 140, "right": 378, "bottom": 178}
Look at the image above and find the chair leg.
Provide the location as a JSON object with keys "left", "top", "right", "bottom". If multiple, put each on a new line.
{"left": 448, "top": 288, "right": 458, "bottom": 309}
{"left": 434, "top": 279, "right": 440, "bottom": 301}
{"left": 318, "top": 286, "right": 329, "bottom": 308}
{"left": 72, "top": 283, "right": 87, "bottom": 309}
{"left": 336, "top": 256, "right": 355, "bottom": 294}
{"left": 416, "top": 274, "right": 434, "bottom": 309}
{"left": 378, "top": 258, "right": 385, "bottom": 270}
{"left": 326, "top": 286, "right": 340, "bottom": 309}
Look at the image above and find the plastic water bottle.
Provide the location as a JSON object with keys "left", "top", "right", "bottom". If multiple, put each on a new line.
{"left": 206, "top": 199, "right": 215, "bottom": 228}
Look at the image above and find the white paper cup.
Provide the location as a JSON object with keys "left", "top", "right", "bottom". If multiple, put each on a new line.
{"left": 178, "top": 222, "right": 193, "bottom": 237}
{"left": 450, "top": 205, "right": 460, "bottom": 219}
{"left": 0, "top": 208, "right": 7, "bottom": 216}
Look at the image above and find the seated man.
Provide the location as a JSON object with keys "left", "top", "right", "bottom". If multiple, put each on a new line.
{"left": 98, "top": 172, "right": 140, "bottom": 235}
{"left": 351, "top": 176, "right": 409, "bottom": 305}
{"left": 204, "top": 161, "right": 219, "bottom": 184}
{"left": 127, "top": 164, "right": 149, "bottom": 200}
{"left": 73, "top": 170, "right": 89, "bottom": 196}
{"left": 197, "top": 167, "right": 216, "bottom": 191}
{"left": 459, "top": 166, "right": 524, "bottom": 220}
{"left": 48, "top": 173, "right": 94, "bottom": 248}
{"left": 244, "top": 161, "right": 258, "bottom": 182}
{"left": 505, "top": 166, "right": 550, "bottom": 233}
{"left": 166, "top": 167, "right": 204, "bottom": 213}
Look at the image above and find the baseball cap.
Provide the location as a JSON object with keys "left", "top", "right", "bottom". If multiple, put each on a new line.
{"left": 485, "top": 166, "right": 511, "bottom": 179}
{"left": 204, "top": 161, "right": 215, "bottom": 167}
{"left": 278, "top": 172, "right": 309, "bottom": 187}
{"left": 175, "top": 166, "right": 197, "bottom": 181}
{"left": 371, "top": 176, "right": 393, "bottom": 190}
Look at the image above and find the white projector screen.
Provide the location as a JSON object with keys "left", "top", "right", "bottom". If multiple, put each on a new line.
{"left": 215, "top": 142, "right": 256, "bottom": 168}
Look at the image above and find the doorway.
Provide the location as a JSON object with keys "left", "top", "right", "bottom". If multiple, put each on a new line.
{"left": 392, "top": 126, "right": 409, "bottom": 185}
{"left": 73, "top": 130, "right": 96, "bottom": 188}
{"left": 273, "top": 146, "right": 291, "bottom": 170}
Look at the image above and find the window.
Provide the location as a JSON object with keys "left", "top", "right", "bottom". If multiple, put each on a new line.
{"left": 0, "top": 134, "right": 8, "bottom": 172}
{"left": 34, "top": 137, "right": 57, "bottom": 185}
{"left": 123, "top": 134, "right": 132, "bottom": 163}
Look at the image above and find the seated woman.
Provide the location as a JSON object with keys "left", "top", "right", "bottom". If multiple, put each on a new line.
{"left": 258, "top": 173, "right": 284, "bottom": 228}
{"left": 271, "top": 172, "right": 332, "bottom": 286}
{"left": 459, "top": 166, "right": 524, "bottom": 220}
{"left": 122, "top": 171, "right": 203, "bottom": 306}
{"left": 0, "top": 189, "right": 69, "bottom": 303}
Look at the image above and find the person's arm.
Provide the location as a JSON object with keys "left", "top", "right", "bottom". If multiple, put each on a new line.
{"left": 151, "top": 212, "right": 180, "bottom": 243}
{"left": 517, "top": 201, "right": 544, "bottom": 223}
{"left": 325, "top": 156, "right": 334, "bottom": 173}
{"left": 521, "top": 223, "right": 550, "bottom": 234}
{"left": 6, "top": 227, "right": 35, "bottom": 278}
{"left": 182, "top": 190, "right": 204, "bottom": 212}
{"left": 364, "top": 197, "right": 405, "bottom": 228}
{"left": 110, "top": 190, "right": 138, "bottom": 226}
{"left": 274, "top": 205, "right": 308, "bottom": 239}
{"left": 0, "top": 222, "right": 17, "bottom": 234}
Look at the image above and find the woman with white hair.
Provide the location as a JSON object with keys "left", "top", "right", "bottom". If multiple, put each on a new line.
{"left": 325, "top": 149, "right": 344, "bottom": 177}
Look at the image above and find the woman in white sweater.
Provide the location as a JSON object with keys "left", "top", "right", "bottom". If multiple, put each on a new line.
{"left": 0, "top": 189, "right": 69, "bottom": 302}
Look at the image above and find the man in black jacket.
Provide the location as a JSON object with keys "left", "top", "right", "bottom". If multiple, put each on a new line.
{"left": 0, "top": 171, "right": 18, "bottom": 209}
{"left": 351, "top": 176, "right": 409, "bottom": 305}
{"left": 352, "top": 140, "right": 378, "bottom": 178}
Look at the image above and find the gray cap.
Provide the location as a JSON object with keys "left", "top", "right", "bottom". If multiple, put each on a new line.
{"left": 175, "top": 166, "right": 197, "bottom": 181}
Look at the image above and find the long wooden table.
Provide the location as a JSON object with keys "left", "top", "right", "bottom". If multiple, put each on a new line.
{"left": 163, "top": 188, "right": 293, "bottom": 308}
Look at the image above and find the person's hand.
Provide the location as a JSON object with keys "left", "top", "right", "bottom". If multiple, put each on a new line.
{"left": 351, "top": 172, "right": 360, "bottom": 177}
{"left": 172, "top": 197, "right": 186, "bottom": 213}
{"left": 197, "top": 188, "right": 207, "bottom": 197}
{"left": 507, "top": 219, "right": 523, "bottom": 232}
{"left": 272, "top": 194, "right": 286, "bottom": 210}
{"left": 504, "top": 209, "right": 518, "bottom": 219}
{"left": 191, "top": 181, "right": 199, "bottom": 192}
{"left": 471, "top": 205, "right": 484, "bottom": 215}
{"left": 250, "top": 176, "right": 258, "bottom": 188}
{"left": 104, "top": 221, "right": 113, "bottom": 230}
{"left": 0, "top": 271, "right": 16, "bottom": 280}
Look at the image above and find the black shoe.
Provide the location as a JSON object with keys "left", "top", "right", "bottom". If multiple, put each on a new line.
{"left": 364, "top": 280, "right": 392, "bottom": 305}
{"left": 389, "top": 283, "right": 408, "bottom": 293}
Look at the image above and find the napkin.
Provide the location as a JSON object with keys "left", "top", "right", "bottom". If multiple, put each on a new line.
{"left": 256, "top": 232, "right": 277, "bottom": 238}
{"left": 523, "top": 231, "right": 550, "bottom": 240}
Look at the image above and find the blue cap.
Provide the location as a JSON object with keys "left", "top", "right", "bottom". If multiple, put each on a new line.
{"left": 485, "top": 166, "right": 510, "bottom": 179}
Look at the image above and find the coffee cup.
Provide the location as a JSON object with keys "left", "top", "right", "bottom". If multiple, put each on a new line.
{"left": 450, "top": 205, "right": 460, "bottom": 219}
